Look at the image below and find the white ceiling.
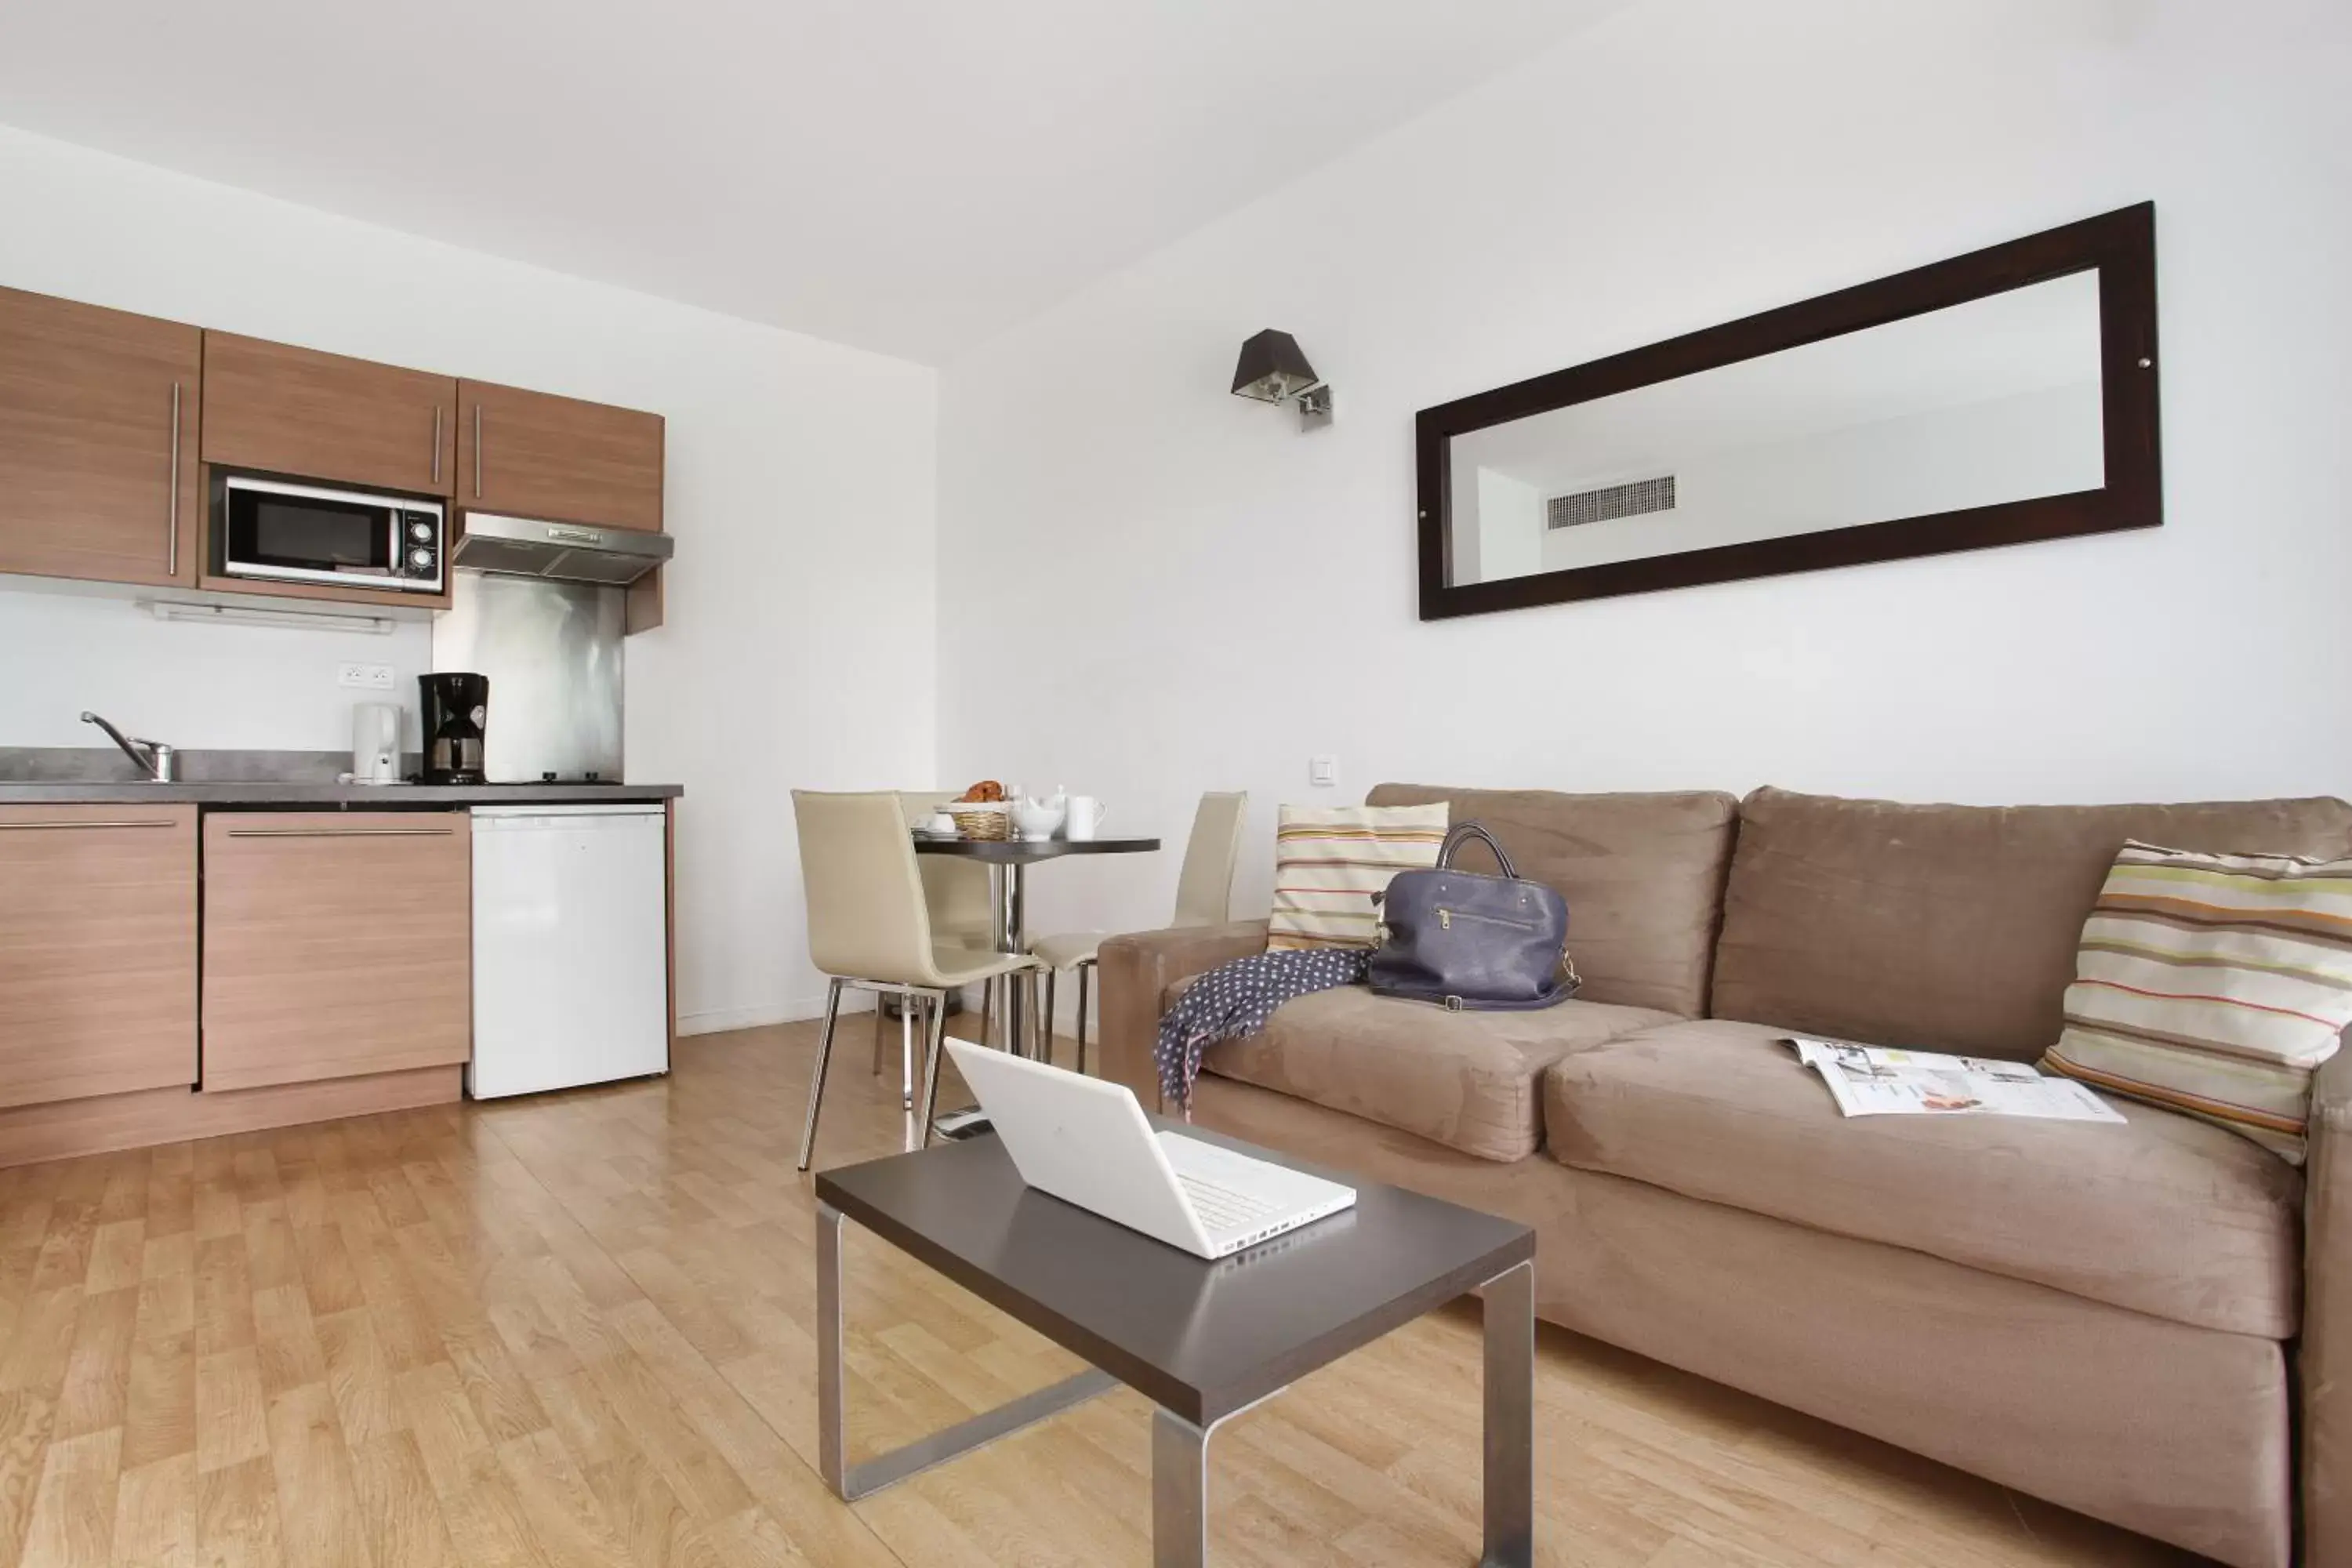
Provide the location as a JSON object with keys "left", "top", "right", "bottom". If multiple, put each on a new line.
{"left": 0, "top": 0, "right": 1630, "bottom": 365}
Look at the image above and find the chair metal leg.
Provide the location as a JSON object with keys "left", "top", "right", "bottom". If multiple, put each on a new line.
{"left": 902, "top": 995, "right": 917, "bottom": 1109}
{"left": 796, "top": 978, "right": 847, "bottom": 1172}
{"left": 978, "top": 975, "right": 996, "bottom": 1054}
{"left": 1076, "top": 960, "right": 1093, "bottom": 1077}
{"left": 917, "top": 985, "right": 951, "bottom": 1147}
{"left": 1041, "top": 970, "right": 1057, "bottom": 1069}
{"left": 871, "top": 999, "right": 886, "bottom": 1075}
{"left": 1015, "top": 971, "right": 1031, "bottom": 1060}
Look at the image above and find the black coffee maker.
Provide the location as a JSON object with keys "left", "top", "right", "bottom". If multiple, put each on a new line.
{"left": 419, "top": 673, "right": 489, "bottom": 785}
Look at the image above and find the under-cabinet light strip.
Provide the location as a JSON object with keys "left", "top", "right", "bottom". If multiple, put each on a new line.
{"left": 145, "top": 600, "right": 397, "bottom": 636}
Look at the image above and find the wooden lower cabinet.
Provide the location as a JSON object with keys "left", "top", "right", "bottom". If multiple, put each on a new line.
{"left": 201, "top": 811, "right": 472, "bottom": 1091}
{"left": 0, "top": 804, "right": 198, "bottom": 1110}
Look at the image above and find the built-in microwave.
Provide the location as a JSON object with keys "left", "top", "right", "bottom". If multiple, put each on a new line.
{"left": 215, "top": 474, "right": 445, "bottom": 593}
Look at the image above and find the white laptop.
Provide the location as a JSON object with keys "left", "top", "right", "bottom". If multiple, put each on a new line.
{"left": 945, "top": 1038, "right": 1356, "bottom": 1259}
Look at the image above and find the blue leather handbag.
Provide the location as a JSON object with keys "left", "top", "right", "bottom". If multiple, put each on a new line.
{"left": 1367, "top": 822, "right": 1579, "bottom": 1011}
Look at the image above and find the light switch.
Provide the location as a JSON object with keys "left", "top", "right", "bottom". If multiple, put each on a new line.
{"left": 1308, "top": 755, "right": 1339, "bottom": 788}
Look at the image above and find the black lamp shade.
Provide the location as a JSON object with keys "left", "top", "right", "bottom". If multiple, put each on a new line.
{"left": 1231, "top": 329, "right": 1320, "bottom": 404}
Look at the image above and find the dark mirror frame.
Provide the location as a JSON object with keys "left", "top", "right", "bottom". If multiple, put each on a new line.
{"left": 1414, "top": 201, "right": 2160, "bottom": 620}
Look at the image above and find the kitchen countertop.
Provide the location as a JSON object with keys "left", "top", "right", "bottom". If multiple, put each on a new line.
{"left": 0, "top": 780, "right": 681, "bottom": 805}
{"left": 0, "top": 748, "right": 677, "bottom": 806}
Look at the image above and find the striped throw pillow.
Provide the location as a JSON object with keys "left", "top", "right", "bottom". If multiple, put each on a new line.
{"left": 1266, "top": 804, "right": 1450, "bottom": 952}
{"left": 2041, "top": 839, "right": 2352, "bottom": 1164}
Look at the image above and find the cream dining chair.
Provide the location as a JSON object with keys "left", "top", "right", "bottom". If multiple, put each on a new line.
{"left": 794, "top": 790, "right": 1043, "bottom": 1171}
{"left": 1028, "top": 791, "right": 1247, "bottom": 1074}
{"left": 858, "top": 792, "right": 999, "bottom": 1109}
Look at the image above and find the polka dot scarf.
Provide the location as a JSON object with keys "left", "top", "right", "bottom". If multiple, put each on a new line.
{"left": 1154, "top": 948, "right": 1370, "bottom": 1113}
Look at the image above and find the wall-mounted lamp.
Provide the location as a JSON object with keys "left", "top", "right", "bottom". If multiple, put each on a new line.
{"left": 1231, "top": 329, "right": 1334, "bottom": 430}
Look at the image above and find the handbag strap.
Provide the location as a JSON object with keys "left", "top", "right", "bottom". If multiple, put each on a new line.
{"left": 1437, "top": 821, "right": 1519, "bottom": 879}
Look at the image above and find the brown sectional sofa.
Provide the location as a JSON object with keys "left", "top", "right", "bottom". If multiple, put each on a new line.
{"left": 1096, "top": 784, "right": 2352, "bottom": 1568}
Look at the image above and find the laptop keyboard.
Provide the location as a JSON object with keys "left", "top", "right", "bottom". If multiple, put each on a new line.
{"left": 1177, "top": 1174, "right": 1280, "bottom": 1232}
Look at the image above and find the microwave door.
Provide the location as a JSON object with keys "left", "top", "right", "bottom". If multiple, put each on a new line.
{"left": 223, "top": 478, "right": 398, "bottom": 585}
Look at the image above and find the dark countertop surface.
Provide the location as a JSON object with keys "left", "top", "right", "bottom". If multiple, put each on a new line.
{"left": 0, "top": 747, "right": 677, "bottom": 806}
{"left": 0, "top": 780, "right": 681, "bottom": 806}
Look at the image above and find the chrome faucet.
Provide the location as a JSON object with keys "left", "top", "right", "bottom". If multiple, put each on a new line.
{"left": 81, "top": 712, "right": 176, "bottom": 782}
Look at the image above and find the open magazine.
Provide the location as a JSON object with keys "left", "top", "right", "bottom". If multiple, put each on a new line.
{"left": 1788, "top": 1037, "right": 2125, "bottom": 1123}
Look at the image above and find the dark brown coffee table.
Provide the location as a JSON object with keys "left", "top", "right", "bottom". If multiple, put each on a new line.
{"left": 814, "top": 1121, "right": 1536, "bottom": 1566}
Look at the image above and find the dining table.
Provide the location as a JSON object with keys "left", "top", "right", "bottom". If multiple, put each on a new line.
{"left": 913, "top": 833, "right": 1160, "bottom": 1063}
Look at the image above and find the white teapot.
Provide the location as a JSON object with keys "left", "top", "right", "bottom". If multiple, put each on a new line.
{"left": 1011, "top": 788, "right": 1067, "bottom": 842}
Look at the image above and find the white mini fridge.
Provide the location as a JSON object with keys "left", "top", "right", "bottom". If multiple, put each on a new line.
{"left": 469, "top": 804, "right": 669, "bottom": 1098}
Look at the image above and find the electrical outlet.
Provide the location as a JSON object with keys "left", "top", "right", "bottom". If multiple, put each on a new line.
{"left": 1309, "top": 755, "right": 1339, "bottom": 788}
{"left": 337, "top": 662, "right": 396, "bottom": 691}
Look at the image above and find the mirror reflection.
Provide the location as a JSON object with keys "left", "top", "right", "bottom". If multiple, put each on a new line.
{"left": 1447, "top": 270, "right": 2107, "bottom": 586}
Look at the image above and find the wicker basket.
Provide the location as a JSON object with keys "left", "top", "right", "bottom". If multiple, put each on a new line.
{"left": 947, "top": 804, "right": 1013, "bottom": 841}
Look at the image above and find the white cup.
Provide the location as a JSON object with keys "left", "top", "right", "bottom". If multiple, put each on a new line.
{"left": 1064, "top": 796, "right": 1107, "bottom": 840}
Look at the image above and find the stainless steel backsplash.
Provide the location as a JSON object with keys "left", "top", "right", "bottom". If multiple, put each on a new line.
{"left": 431, "top": 572, "right": 625, "bottom": 783}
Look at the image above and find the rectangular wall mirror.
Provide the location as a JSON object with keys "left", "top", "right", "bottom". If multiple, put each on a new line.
{"left": 1415, "top": 203, "right": 2160, "bottom": 619}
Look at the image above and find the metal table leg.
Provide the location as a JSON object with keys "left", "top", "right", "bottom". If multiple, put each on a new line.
{"left": 816, "top": 1202, "right": 1112, "bottom": 1500}
{"left": 1482, "top": 1260, "right": 1535, "bottom": 1568}
{"left": 999, "top": 862, "right": 1029, "bottom": 1054}
{"left": 1152, "top": 1408, "right": 1210, "bottom": 1567}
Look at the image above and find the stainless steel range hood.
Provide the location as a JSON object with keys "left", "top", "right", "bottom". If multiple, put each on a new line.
{"left": 450, "top": 513, "right": 673, "bottom": 586}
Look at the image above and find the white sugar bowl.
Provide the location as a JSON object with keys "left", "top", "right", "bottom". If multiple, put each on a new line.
{"left": 1011, "top": 791, "right": 1067, "bottom": 841}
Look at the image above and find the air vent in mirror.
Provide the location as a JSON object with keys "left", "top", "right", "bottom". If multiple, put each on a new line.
{"left": 1547, "top": 475, "right": 1677, "bottom": 529}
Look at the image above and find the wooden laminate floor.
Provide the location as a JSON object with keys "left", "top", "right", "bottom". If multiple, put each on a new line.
{"left": 0, "top": 1021, "right": 2198, "bottom": 1568}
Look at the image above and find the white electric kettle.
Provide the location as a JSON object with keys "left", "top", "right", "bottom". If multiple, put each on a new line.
{"left": 350, "top": 702, "right": 402, "bottom": 786}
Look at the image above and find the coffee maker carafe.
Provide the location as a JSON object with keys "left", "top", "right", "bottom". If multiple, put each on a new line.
{"left": 419, "top": 673, "right": 489, "bottom": 785}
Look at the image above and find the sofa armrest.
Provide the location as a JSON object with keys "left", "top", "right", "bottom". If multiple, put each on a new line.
{"left": 2307, "top": 1049, "right": 2352, "bottom": 1563}
{"left": 1094, "top": 920, "right": 1270, "bottom": 1098}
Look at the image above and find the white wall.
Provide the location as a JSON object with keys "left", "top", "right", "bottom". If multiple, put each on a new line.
{"left": 936, "top": 0, "right": 2352, "bottom": 966}
{"left": 0, "top": 124, "right": 938, "bottom": 1033}
{"left": 0, "top": 580, "right": 436, "bottom": 750}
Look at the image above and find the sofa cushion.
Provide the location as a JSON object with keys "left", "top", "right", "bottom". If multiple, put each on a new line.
{"left": 2042, "top": 839, "right": 2352, "bottom": 1166}
{"left": 1710, "top": 786, "right": 2352, "bottom": 1060}
{"left": 1365, "top": 785, "right": 1739, "bottom": 1016}
{"left": 1543, "top": 1018, "right": 2304, "bottom": 1338}
{"left": 1201, "top": 986, "right": 1676, "bottom": 1163}
{"left": 1266, "top": 802, "right": 1448, "bottom": 950}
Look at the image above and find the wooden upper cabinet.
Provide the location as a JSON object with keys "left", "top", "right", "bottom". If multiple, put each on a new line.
{"left": 0, "top": 805, "right": 198, "bottom": 1111}
{"left": 201, "top": 332, "right": 457, "bottom": 496}
{"left": 0, "top": 285, "right": 201, "bottom": 587}
{"left": 201, "top": 811, "right": 472, "bottom": 1093}
{"left": 457, "top": 379, "right": 663, "bottom": 531}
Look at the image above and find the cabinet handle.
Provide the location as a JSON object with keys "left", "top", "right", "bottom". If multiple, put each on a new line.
{"left": 472, "top": 404, "right": 483, "bottom": 499}
{"left": 225, "top": 825, "right": 457, "bottom": 839}
{"left": 167, "top": 381, "right": 181, "bottom": 578}
{"left": 0, "top": 819, "right": 178, "bottom": 831}
{"left": 432, "top": 405, "right": 444, "bottom": 486}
